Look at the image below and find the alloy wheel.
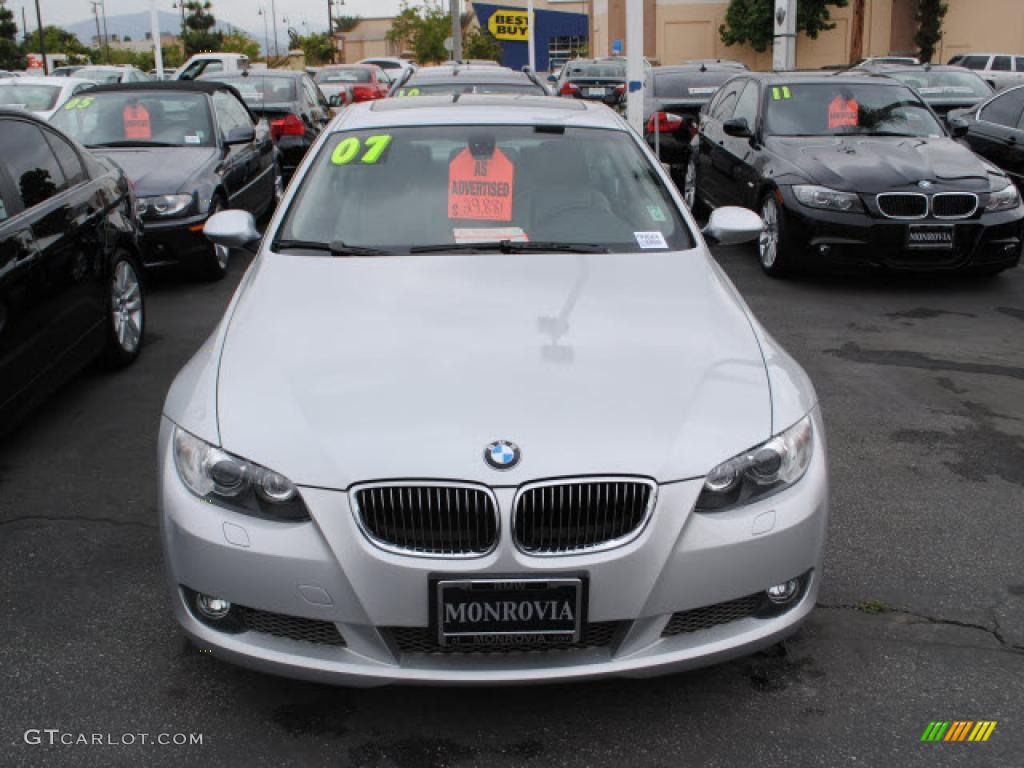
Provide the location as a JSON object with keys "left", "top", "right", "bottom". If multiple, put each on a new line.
{"left": 759, "top": 198, "right": 780, "bottom": 269}
{"left": 111, "top": 260, "right": 143, "bottom": 353}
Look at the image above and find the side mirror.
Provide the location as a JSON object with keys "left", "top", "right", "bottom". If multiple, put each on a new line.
{"left": 225, "top": 125, "right": 256, "bottom": 145}
{"left": 722, "top": 117, "right": 753, "bottom": 138}
{"left": 702, "top": 206, "right": 764, "bottom": 246}
{"left": 204, "top": 210, "right": 260, "bottom": 251}
{"left": 947, "top": 115, "right": 970, "bottom": 138}
{"left": 547, "top": 74, "right": 557, "bottom": 83}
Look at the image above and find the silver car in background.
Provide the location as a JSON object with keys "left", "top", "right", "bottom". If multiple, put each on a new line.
{"left": 158, "top": 97, "right": 828, "bottom": 686}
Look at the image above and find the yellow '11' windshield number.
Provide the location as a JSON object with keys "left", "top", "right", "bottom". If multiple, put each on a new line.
{"left": 331, "top": 134, "right": 394, "bottom": 166}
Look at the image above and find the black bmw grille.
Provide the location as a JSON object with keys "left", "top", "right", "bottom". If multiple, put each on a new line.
{"left": 661, "top": 594, "right": 762, "bottom": 636}
{"left": 236, "top": 606, "right": 346, "bottom": 646}
{"left": 932, "top": 193, "right": 978, "bottom": 219}
{"left": 353, "top": 484, "right": 498, "bottom": 556}
{"left": 388, "top": 621, "right": 626, "bottom": 655}
{"left": 877, "top": 193, "right": 927, "bottom": 218}
{"left": 513, "top": 479, "right": 656, "bottom": 554}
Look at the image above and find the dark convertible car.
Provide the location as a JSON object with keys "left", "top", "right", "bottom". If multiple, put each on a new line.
{"left": 0, "top": 108, "right": 144, "bottom": 434}
{"left": 49, "top": 81, "right": 280, "bottom": 279}
{"left": 951, "top": 84, "right": 1024, "bottom": 194}
{"left": 688, "top": 72, "right": 1024, "bottom": 276}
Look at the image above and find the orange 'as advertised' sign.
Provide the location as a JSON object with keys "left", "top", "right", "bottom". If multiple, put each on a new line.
{"left": 123, "top": 104, "right": 152, "bottom": 140}
{"left": 828, "top": 96, "right": 859, "bottom": 129}
{"left": 448, "top": 147, "right": 515, "bottom": 221}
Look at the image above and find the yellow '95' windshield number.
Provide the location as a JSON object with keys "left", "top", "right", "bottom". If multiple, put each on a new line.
{"left": 331, "top": 135, "right": 393, "bottom": 166}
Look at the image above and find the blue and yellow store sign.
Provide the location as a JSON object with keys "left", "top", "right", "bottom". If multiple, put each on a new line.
{"left": 472, "top": 3, "right": 588, "bottom": 72}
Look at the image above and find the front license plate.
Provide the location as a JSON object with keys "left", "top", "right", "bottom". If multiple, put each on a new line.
{"left": 587, "top": 87, "right": 606, "bottom": 97}
{"left": 907, "top": 224, "right": 954, "bottom": 249}
{"left": 435, "top": 578, "right": 583, "bottom": 647}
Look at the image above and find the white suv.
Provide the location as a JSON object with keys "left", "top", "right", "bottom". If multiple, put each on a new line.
{"left": 948, "top": 53, "right": 1024, "bottom": 91}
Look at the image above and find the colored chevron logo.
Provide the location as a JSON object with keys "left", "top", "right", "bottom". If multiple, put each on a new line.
{"left": 921, "top": 721, "right": 997, "bottom": 742}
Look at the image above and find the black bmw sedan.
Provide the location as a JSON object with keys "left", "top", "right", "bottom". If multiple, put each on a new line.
{"left": 865, "top": 64, "right": 993, "bottom": 117}
{"left": 688, "top": 72, "right": 1024, "bottom": 276}
{"left": 49, "top": 81, "right": 280, "bottom": 280}
{"left": 0, "top": 108, "right": 144, "bottom": 434}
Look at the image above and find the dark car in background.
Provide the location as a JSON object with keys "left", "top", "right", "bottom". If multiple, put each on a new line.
{"left": 0, "top": 108, "right": 145, "bottom": 434}
{"left": 644, "top": 64, "right": 737, "bottom": 183}
{"left": 863, "top": 64, "right": 993, "bottom": 116}
{"left": 391, "top": 65, "right": 549, "bottom": 97}
{"left": 689, "top": 73, "right": 1023, "bottom": 277}
{"left": 315, "top": 64, "right": 391, "bottom": 108}
{"left": 951, "top": 84, "right": 1024, "bottom": 192}
{"left": 554, "top": 59, "right": 626, "bottom": 107}
{"left": 204, "top": 70, "right": 331, "bottom": 181}
{"left": 49, "top": 81, "right": 279, "bottom": 280}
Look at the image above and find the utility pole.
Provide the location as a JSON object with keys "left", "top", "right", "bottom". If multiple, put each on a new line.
{"left": 625, "top": 0, "right": 643, "bottom": 132}
{"left": 150, "top": 0, "right": 163, "bottom": 78}
{"left": 527, "top": 0, "right": 534, "bottom": 71}
{"left": 449, "top": 0, "right": 461, "bottom": 61}
{"left": 772, "top": 0, "right": 797, "bottom": 71}
{"left": 90, "top": 2, "right": 102, "bottom": 54}
{"left": 326, "top": 0, "right": 333, "bottom": 63}
{"left": 271, "top": 0, "right": 279, "bottom": 57}
{"left": 21, "top": 6, "right": 29, "bottom": 44}
{"left": 100, "top": 0, "right": 110, "bottom": 63}
{"left": 34, "top": 0, "right": 46, "bottom": 74}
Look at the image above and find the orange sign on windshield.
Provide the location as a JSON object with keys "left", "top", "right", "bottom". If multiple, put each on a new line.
{"left": 828, "top": 96, "right": 859, "bottom": 129}
{"left": 123, "top": 103, "right": 152, "bottom": 140}
{"left": 448, "top": 147, "right": 515, "bottom": 221}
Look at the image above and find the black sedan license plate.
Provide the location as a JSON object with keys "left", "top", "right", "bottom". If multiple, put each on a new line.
{"left": 907, "top": 224, "right": 954, "bottom": 249}
{"left": 435, "top": 578, "right": 583, "bottom": 647}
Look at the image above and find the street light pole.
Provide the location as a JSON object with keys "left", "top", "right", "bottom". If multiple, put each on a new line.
{"left": 34, "top": 0, "right": 46, "bottom": 74}
{"left": 449, "top": 0, "right": 461, "bottom": 61}
{"left": 150, "top": 0, "right": 163, "bottom": 78}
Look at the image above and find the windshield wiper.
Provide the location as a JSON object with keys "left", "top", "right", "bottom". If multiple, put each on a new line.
{"left": 271, "top": 239, "right": 393, "bottom": 256}
{"left": 90, "top": 140, "right": 180, "bottom": 148}
{"left": 410, "top": 240, "right": 609, "bottom": 254}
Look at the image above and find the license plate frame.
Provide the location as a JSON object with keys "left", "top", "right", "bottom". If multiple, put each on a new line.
{"left": 432, "top": 576, "right": 586, "bottom": 648}
{"left": 906, "top": 223, "right": 955, "bottom": 250}
{"left": 587, "top": 87, "right": 606, "bottom": 97}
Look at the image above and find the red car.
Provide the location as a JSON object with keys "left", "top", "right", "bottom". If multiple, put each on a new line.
{"left": 314, "top": 65, "right": 390, "bottom": 108}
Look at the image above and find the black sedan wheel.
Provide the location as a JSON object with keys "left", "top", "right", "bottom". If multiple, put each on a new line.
{"left": 104, "top": 252, "right": 145, "bottom": 367}
{"left": 758, "top": 195, "right": 795, "bottom": 278}
{"left": 202, "top": 198, "right": 230, "bottom": 281}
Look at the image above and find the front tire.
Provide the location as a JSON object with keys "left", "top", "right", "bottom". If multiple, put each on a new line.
{"left": 683, "top": 150, "right": 708, "bottom": 218}
{"left": 104, "top": 251, "right": 145, "bottom": 367}
{"left": 201, "top": 197, "right": 230, "bottom": 281}
{"left": 758, "top": 194, "right": 795, "bottom": 278}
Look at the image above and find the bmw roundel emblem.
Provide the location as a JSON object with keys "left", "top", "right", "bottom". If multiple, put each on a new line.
{"left": 484, "top": 440, "right": 520, "bottom": 470}
{"left": 918, "top": 179, "right": 934, "bottom": 189}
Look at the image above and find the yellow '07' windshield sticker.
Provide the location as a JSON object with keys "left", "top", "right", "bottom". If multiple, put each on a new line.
{"left": 63, "top": 96, "right": 95, "bottom": 110}
{"left": 331, "top": 134, "right": 394, "bottom": 165}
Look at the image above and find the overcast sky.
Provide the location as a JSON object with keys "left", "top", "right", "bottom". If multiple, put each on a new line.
{"left": 35, "top": 0, "right": 408, "bottom": 32}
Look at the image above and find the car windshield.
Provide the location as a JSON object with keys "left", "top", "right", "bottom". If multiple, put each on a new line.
{"left": 49, "top": 91, "right": 216, "bottom": 147}
{"left": 764, "top": 83, "right": 944, "bottom": 137}
{"left": 0, "top": 83, "right": 62, "bottom": 110}
{"left": 396, "top": 81, "right": 545, "bottom": 96}
{"left": 75, "top": 68, "right": 123, "bottom": 84}
{"left": 276, "top": 125, "right": 693, "bottom": 253}
{"left": 220, "top": 76, "right": 296, "bottom": 103}
{"left": 317, "top": 69, "right": 372, "bottom": 83}
{"left": 653, "top": 72, "right": 732, "bottom": 97}
{"left": 569, "top": 63, "right": 625, "bottom": 79}
{"left": 887, "top": 70, "right": 991, "bottom": 98}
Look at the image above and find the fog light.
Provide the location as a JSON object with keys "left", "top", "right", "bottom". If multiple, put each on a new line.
{"left": 196, "top": 593, "right": 232, "bottom": 620}
{"left": 818, "top": 244, "right": 832, "bottom": 257}
{"left": 766, "top": 579, "right": 800, "bottom": 605}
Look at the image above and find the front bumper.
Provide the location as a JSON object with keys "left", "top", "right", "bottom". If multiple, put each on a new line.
{"left": 157, "top": 409, "right": 829, "bottom": 687}
{"left": 140, "top": 212, "right": 211, "bottom": 269}
{"left": 780, "top": 188, "right": 1024, "bottom": 272}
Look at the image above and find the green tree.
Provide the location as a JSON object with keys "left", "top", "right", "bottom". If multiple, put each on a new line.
{"left": 720, "top": 0, "right": 849, "bottom": 53}
{"left": 914, "top": 0, "right": 948, "bottom": 63}
{"left": 221, "top": 29, "right": 260, "bottom": 59}
{"left": 463, "top": 29, "right": 502, "bottom": 62}
{"left": 0, "top": 0, "right": 25, "bottom": 70}
{"left": 22, "top": 26, "right": 90, "bottom": 58}
{"left": 333, "top": 15, "right": 361, "bottom": 34}
{"left": 386, "top": 1, "right": 450, "bottom": 64}
{"left": 183, "top": 0, "right": 223, "bottom": 55}
{"left": 288, "top": 31, "right": 335, "bottom": 65}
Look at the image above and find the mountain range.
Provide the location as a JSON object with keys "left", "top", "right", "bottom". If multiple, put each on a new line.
{"left": 61, "top": 10, "right": 272, "bottom": 54}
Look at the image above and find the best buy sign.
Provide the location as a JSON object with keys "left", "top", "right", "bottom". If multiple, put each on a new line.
{"left": 488, "top": 10, "right": 529, "bottom": 41}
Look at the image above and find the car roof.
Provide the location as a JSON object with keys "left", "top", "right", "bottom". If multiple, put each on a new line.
{"left": 334, "top": 95, "right": 614, "bottom": 132}
{"left": 0, "top": 75, "right": 93, "bottom": 87}
{"left": 322, "top": 64, "right": 377, "bottom": 70}
{"left": 205, "top": 69, "right": 304, "bottom": 79}
{"left": 78, "top": 64, "right": 136, "bottom": 71}
{"left": 79, "top": 80, "right": 240, "bottom": 96}
{"left": 406, "top": 68, "right": 530, "bottom": 83}
{"left": 745, "top": 71, "right": 906, "bottom": 85}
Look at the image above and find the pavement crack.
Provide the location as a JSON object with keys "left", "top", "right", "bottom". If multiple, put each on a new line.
{"left": 0, "top": 514, "right": 156, "bottom": 530}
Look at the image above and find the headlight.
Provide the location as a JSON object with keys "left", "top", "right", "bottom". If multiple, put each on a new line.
{"left": 695, "top": 415, "right": 814, "bottom": 512}
{"left": 986, "top": 182, "right": 1021, "bottom": 213}
{"left": 137, "top": 193, "right": 193, "bottom": 218}
{"left": 172, "top": 427, "right": 309, "bottom": 521}
{"left": 793, "top": 185, "right": 864, "bottom": 213}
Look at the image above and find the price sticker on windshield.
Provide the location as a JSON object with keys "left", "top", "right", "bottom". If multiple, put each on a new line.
{"left": 123, "top": 103, "right": 152, "bottom": 140}
{"left": 330, "top": 134, "right": 394, "bottom": 165}
{"left": 63, "top": 96, "right": 95, "bottom": 110}
{"left": 448, "top": 147, "right": 515, "bottom": 221}
{"left": 828, "top": 96, "right": 859, "bottom": 129}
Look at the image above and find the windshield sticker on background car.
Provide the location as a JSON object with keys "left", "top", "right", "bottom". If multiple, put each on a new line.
{"left": 828, "top": 96, "right": 859, "bottom": 129}
{"left": 918, "top": 86, "right": 976, "bottom": 95}
{"left": 688, "top": 87, "right": 719, "bottom": 96}
{"left": 771, "top": 86, "right": 792, "bottom": 101}
{"left": 448, "top": 147, "right": 515, "bottom": 221}
{"left": 397, "top": 87, "right": 421, "bottom": 97}
{"left": 330, "top": 134, "right": 394, "bottom": 165}
{"left": 123, "top": 103, "right": 152, "bottom": 139}
{"left": 634, "top": 231, "right": 669, "bottom": 249}
{"left": 63, "top": 96, "right": 94, "bottom": 110}
{"left": 453, "top": 227, "right": 529, "bottom": 244}
{"left": 184, "top": 135, "right": 200, "bottom": 144}
{"left": 647, "top": 205, "right": 667, "bottom": 223}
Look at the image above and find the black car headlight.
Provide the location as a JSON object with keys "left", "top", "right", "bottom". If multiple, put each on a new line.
{"left": 695, "top": 415, "right": 814, "bottom": 512}
{"left": 986, "top": 182, "right": 1021, "bottom": 213}
{"left": 172, "top": 426, "right": 309, "bottom": 521}
{"left": 793, "top": 185, "right": 865, "bottom": 213}
{"left": 137, "top": 194, "right": 194, "bottom": 218}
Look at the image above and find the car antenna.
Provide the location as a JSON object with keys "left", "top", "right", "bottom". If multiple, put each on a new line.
{"left": 522, "top": 65, "right": 545, "bottom": 91}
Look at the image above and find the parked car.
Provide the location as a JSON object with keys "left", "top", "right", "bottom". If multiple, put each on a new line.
{"left": 205, "top": 70, "right": 331, "bottom": 181}
{"left": 947, "top": 53, "right": 1024, "bottom": 91}
{"left": 688, "top": 73, "right": 1024, "bottom": 276}
{"left": 357, "top": 57, "right": 415, "bottom": 81}
{"left": 49, "top": 81, "right": 280, "bottom": 279}
{"left": 950, "top": 84, "right": 1024, "bottom": 193}
{"left": 159, "top": 95, "right": 827, "bottom": 686}
{"left": 644, "top": 64, "right": 738, "bottom": 183}
{"left": 314, "top": 64, "right": 390, "bottom": 108}
{"left": 177, "top": 53, "right": 250, "bottom": 81}
{"left": 0, "top": 76, "right": 97, "bottom": 120}
{"left": 73, "top": 65, "right": 152, "bottom": 84}
{"left": 683, "top": 59, "right": 749, "bottom": 70}
{"left": 391, "top": 66, "right": 549, "bottom": 97}
{"left": 866, "top": 64, "right": 993, "bottom": 116}
{"left": 50, "top": 65, "right": 87, "bottom": 77}
{"left": 0, "top": 70, "right": 17, "bottom": 79}
{"left": 554, "top": 59, "right": 626, "bottom": 108}
{"left": 0, "top": 108, "right": 145, "bottom": 435}
{"left": 853, "top": 55, "right": 920, "bottom": 67}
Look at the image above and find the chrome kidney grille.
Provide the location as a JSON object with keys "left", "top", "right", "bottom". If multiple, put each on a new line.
{"left": 932, "top": 192, "right": 978, "bottom": 219}
{"left": 352, "top": 483, "right": 499, "bottom": 557}
{"left": 876, "top": 193, "right": 927, "bottom": 219}
{"left": 513, "top": 478, "right": 657, "bottom": 555}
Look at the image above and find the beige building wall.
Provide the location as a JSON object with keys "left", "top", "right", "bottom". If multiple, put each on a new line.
{"left": 341, "top": 17, "right": 399, "bottom": 63}
{"left": 937, "top": 0, "right": 1024, "bottom": 61}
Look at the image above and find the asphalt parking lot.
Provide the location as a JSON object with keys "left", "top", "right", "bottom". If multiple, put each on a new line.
{"left": 1, "top": 246, "right": 1022, "bottom": 768}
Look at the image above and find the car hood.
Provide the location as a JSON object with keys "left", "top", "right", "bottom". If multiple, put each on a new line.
{"left": 766, "top": 135, "right": 990, "bottom": 193}
{"left": 90, "top": 146, "right": 218, "bottom": 196}
{"left": 215, "top": 250, "right": 773, "bottom": 488}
